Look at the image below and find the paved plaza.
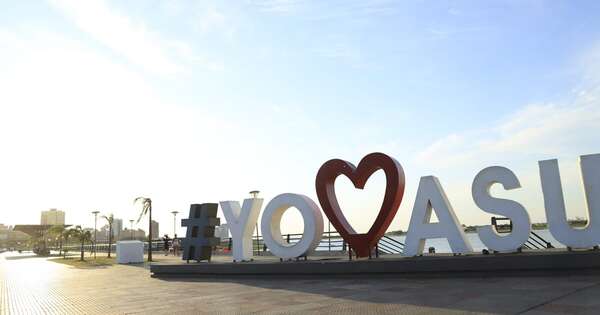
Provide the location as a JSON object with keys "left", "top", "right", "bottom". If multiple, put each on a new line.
{"left": 1, "top": 252, "right": 600, "bottom": 314}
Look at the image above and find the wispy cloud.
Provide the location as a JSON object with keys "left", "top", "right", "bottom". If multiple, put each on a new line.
{"left": 192, "top": 6, "right": 237, "bottom": 43}
{"left": 416, "top": 100, "right": 600, "bottom": 170}
{"left": 247, "top": 0, "right": 304, "bottom": 13}
{"left": 247, "top": 0, "right": 397, "bottom": 19}
{"left": 48, "top": 0, "right": 220, "bottom": 75}
{"left": 415, "top": 42, "right": 600, "bottom": 170}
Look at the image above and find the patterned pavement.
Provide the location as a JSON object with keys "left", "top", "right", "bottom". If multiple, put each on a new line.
{"left": 1, "top": 251, "right": 600, "bottom": 314}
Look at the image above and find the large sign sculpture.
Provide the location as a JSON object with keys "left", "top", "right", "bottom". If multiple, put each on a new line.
{"left": 190, "top": 152, "right": 600, "bottom": 262}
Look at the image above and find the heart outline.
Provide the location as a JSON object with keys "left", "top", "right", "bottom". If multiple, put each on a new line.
{"left": 315, "top": 152, "right": 405, "bottom": 257}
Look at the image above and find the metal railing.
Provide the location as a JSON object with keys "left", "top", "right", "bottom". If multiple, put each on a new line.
{"left": 377, "top": 235, "right": 405, "bottom": 254}
{"left": 524, "top": 231, "right": 554, "bottom": 249}
{"left": 491, "top": 216, "right": 554, "bottom": 250}
{"left": 219, "top": 231, "right": 405, "bottom": 256}
{"left": 51, "top": 239, "right": 163, "bottom": 254}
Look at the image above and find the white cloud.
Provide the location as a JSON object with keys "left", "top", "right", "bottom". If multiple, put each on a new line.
{"left": 248, "top": 0, "right": 303, "bottom": 13}
{"left": 416, "top": 100, "right": 600, "bottom": 170}
{"left": 197, "top": 7, "right": 227, "bottom": 34}
{"left": 48, "top": 0, "right": 218, "bottom": 75}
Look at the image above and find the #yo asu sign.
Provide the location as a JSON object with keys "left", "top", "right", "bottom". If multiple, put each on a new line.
{"left": 189, "top": 152, "right": 600, "bottom": 262}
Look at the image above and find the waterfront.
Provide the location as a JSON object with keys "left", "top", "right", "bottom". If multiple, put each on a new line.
{"left": 2, "top": 251, "right": 600, "bottom": 314}
{"left": 388, "top": 229, "right": 561, "bottom": 253}
{"left": 313, "top": 229, "right": 561, "bottom": 253}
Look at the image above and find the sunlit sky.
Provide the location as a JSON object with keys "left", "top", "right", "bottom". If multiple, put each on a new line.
{"left": 1, "top": 0, "right": 599, "bottom": 236}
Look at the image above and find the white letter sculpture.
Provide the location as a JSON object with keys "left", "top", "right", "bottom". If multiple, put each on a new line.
{"left": 472, "top": 166, "right": 531, "bottom": 252}
{"left": 539, "top": 154, "right": 600, "bottom": 248}
{"left": 220, "top": 198, "right": 263, "bottom": 262}
{"left": 261, "top": 193, "right": 324, "bottom": 259}
{"left": 404, "top": 176, "right": 473, "bottom": 256}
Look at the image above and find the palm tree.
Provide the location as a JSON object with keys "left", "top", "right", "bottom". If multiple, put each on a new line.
{"left": 101, "top": 214, "right": 114, "bottom": 258}
{"left": 62, "top": 229, "right": 72, "bottom": 259}
{"left": 134, "top": 197, "right": 153, "bottom": 262}
{"left": 48, "top": 225, "right": 66, "bottom": 256}
{"left": 70, "top": 226, "right": 92, "bottom": 261}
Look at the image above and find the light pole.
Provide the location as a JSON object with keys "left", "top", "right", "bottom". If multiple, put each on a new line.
{"left": 129, "top": 219, "right": 134, "bottom": 240}
{"left": 171, "top": 211, "right": 179, "bottom": 238}
{"left": 91, "top": 210, "right": 99, "bottom": 259}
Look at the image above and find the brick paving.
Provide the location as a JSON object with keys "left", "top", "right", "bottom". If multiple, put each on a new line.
{"left": 2, "top": 252, "right": 600, "bottom": 314}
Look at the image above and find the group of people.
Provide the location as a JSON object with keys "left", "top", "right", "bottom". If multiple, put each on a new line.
{"left": 162, "top": 234, "right": 181, "bottom": 256}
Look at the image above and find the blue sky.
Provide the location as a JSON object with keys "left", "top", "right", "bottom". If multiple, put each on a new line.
{"left": 1, "top": 0, "right": 599, "bottom": 235}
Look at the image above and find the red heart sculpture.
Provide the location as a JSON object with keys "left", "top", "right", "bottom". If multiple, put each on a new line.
{"left": 315, "top": 152, "right": 405, "bottom": 257}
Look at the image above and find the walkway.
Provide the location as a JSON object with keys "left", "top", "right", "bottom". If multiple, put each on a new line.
{"left": 1, "top": 252, "right": 599, "bottom": 314}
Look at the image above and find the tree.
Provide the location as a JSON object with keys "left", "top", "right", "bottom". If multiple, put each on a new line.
{"left": 62, "top": 229, "right": 72, "bottom": 259}
{"left": 102, "top": 214, "right": 114, "bottom": 258}
{"left": 134, "top": 197, "right": 153, "bottom": 262}
{"left": 48, "top": 225, "right": 66, "bottom": 256}
{"left": 69, "top": 226, "right": 92, "bottom": 261}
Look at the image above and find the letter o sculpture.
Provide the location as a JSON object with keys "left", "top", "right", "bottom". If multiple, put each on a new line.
{"left": 260, "top": 193, "right": 324, "bottom": 259}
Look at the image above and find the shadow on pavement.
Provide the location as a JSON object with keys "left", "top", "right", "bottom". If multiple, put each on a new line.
{"left": 152, "top": 271, "right": 600, "bottom": 314}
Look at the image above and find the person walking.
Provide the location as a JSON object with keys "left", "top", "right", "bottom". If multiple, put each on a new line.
{"left": 162, "top": 234, "right": 171, "bottom": 256}
{"left": 172, "top": 234, "right": 180, "bottom": 256}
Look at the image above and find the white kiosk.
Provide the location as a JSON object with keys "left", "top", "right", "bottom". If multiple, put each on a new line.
{"left": 116, "top": 240, "right": 144, "bottom": 264}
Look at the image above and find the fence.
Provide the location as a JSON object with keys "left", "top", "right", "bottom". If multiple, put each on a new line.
{"left": 52, "top": 239, "right": 163, "bottom": 254}
{"left": 217, "top": 231, "right": 405, "bottom": 256}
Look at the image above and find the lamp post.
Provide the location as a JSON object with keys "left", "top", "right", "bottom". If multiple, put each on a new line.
{"left": 91, "top": 210, "right": 99, "bottom": 259}
{"left": 171, "top": 211, "right": 179, "bottom": 238}
{"left": 129, "top": 219, "right": 134, "bottom": 240}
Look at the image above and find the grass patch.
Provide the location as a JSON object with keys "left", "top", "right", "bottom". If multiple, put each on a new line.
{"left": 49, "top": 256, "right": 116, "bottom": 268}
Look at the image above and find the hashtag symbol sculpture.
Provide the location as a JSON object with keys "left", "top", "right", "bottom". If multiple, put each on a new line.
{"left": 181, "top": 203, "right": 221, "bottom": 262}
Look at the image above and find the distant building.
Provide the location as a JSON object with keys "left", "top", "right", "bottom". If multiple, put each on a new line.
{"left": 41, "top": 209, "right": 65, "bottom": 225}
{"left": 122, "top": 228, "right": 146, "bottom": 241}
{"left": 151, "top": 220, "right": 159, "bottom": 239}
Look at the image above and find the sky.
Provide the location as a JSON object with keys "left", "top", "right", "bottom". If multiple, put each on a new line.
{"left": 1, "top": 0, "right": 599, "bottom": 236}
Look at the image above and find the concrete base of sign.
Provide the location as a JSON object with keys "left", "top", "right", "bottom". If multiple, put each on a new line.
{"left": 116, "top": 240, "right": 144, "bottom": 264}
{"left": 151, "top": 250, "right": 600, "bottom": 276}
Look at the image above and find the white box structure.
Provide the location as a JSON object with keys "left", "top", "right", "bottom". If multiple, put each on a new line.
{"left": 116, "top": 240, "right": 144, "bottom": 264}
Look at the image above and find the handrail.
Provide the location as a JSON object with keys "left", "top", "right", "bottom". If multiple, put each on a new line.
{"left": 381, "top": 235, "right": 404, "bottom": 246}
{"left": 527, "top": 237, "right": 546, "bottom": 249}
{"left": 380, "top": 235, "right": 405, "bottom": 247}
{"left": 530, "top": 231, "right": 554, "bottom": 248}
{"left": 525, "top": 240, "right": 540, "bottom": 249}
{"left": 377, "top": 243, "right": 395, "bottom": 254}
{"left": 245, "top": 232, "right": 407, "bottom": 255}
{"left": 378, "top": 238, "right": 403, "bottom": 252}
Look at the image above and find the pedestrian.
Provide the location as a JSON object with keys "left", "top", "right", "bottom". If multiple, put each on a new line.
{"left": 163, "top": 234, "right": 170, "bottom": 256}
{"left": 172, "top": 234, "right": 180, "bottom": 256}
